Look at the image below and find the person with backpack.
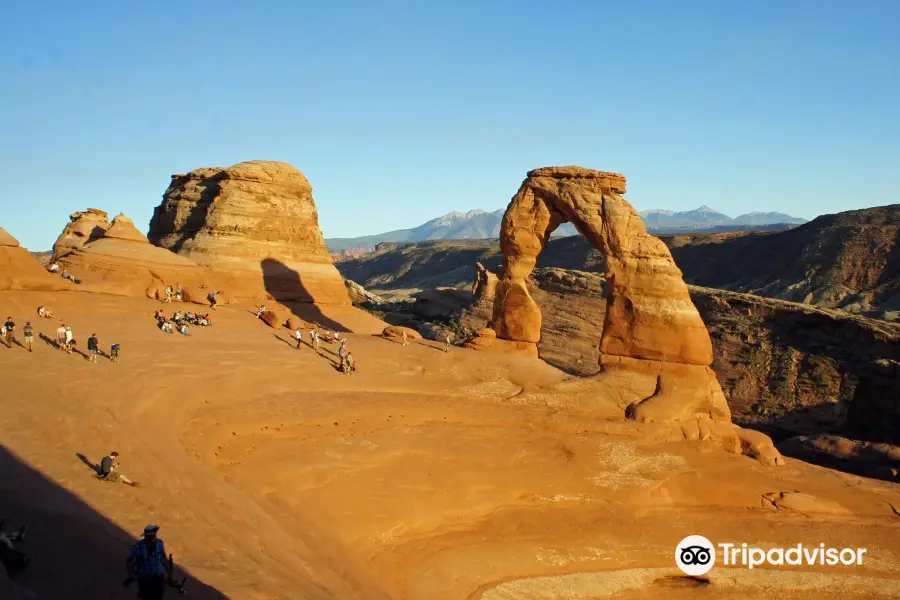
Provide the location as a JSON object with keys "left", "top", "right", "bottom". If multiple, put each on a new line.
{"left": 21, "top": 322, "right": 34, "bottom": 353}
{"left": 337, "top": 340, "right": 346, "bottom": 369}
{"left": 110, "top": 343, "right": 121, "bottom": 363}
{"left": 207, "top": 291, "right": 218, "bottom": 310}
{"left": 125, "top": 525, "right": 176, "bottom": 599}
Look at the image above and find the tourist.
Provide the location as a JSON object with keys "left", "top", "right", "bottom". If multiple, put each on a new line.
{"left": 97, "top": 451, "right": 138, "bottom": 486}
{"left": 401, "top": 330, "right": 409, "bottom": 346}
{"left": 337, "top": 340, "right": 346, "bottom": 370}
{"left": 3, "top": 316, "right": 14, "bottom": 348}
{"left": 61, "top": 269, "right": 72, "bottom": 281}
{"left": 179, "top": 323, "right": 190, "bottom": 336}
{"left": 64, "top": 326, "right": 74, "bottom": 353}
{"left": 37, "top": 305, "right": 54, "bottom": 319}
{"left": 22, "top": 321, "right": 34, "bottom": 353}
{"left": 312, "top": 329, "right": 321, "bottom": 353}
{"left": 164, "top": 286, "right": 173, "bottom": 303}
{"left": 55, "top": 324, "right": 67, "bottom": 350}
{"left": 48, "top": 262, "right": 59, "bottom": 273}
{"left": 256, "top": 305, "right": 267, "bottom": 318}
{"left": 343, "top": 351, "right": 356, "bottom": 374}
{"left": 208, "top": 291, "right": 219, "bottom": 310}
{"left": 87, "top": 333, "right": 99, "bottom": 363}
{"left": 110, "top": 343, "right": 121, "bottom": 363}
{"left": 175, "top": 283, "right": 183, "bottom": 301}
{"left": 294, "top": 327, "right": 303, "bottom": 349}
{"left": 444, "top": 332, "right": 453, "bottom": 353}
{"left": 126, "top": 525, "right": 176, "bottom": 598}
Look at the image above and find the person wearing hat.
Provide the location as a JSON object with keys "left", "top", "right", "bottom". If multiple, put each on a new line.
{"left": 126, "top": 524, "right": 176, "bottom": 597}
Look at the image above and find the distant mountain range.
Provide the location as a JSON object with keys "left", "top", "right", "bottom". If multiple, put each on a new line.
{"left": 326, "top": 206, "right": 807, "bottom": 254}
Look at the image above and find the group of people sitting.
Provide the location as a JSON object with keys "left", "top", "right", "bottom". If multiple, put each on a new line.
{"left": 154, "top": 310, "right": 211, "bottom": 335}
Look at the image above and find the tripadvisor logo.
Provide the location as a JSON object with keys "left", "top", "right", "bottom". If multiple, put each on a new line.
{"left": 675, "top": 535, "right": 867, "bottom": 575}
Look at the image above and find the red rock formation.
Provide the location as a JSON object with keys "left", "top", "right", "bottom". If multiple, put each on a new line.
{"left": 56, "top": 213, "right": 210, "bottom": 299}
{"left": 51, "top": 208, "right": 110, "bottom": 259}
{"left": 381, "top": 326, "right": 422, "bottom": 341}
{"left": 0, "top": 227, "right": 68, "bottom": 291}
{"left": 486, "top": 167, "right": 779, "bottom": 462}
{"left": 148, "top": 161, "right": 349, "bottom": 305}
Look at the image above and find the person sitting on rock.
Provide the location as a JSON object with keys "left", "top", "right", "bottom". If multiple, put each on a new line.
{"left": 97, "top": 451, "right": 138, "bottom": 486}
{"left": 256, "top": 305, "right": 267, "bottom": 318}
{"left": 208, "top": 291, "right": 218, "bottom": 310}
{"left": 48, "top": 262, "right": 59, "bottom": 272}
{"left": 179, "top": 323, "right": 190, "bottom": 336}
{"left": 154, "top": 309, "right": 165, "bottom": 322}
{"left": 173, "top": 311, "right": 182, "bottom": 323}
{"left": 61, "top": 269, "right": 72, "bottom": 281}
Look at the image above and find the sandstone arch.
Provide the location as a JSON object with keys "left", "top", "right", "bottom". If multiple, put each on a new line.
{"left": 491, "top": 167, "right": 732, "bottom": 425}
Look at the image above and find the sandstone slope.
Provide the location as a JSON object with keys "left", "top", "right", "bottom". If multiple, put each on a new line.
{"left": 0, "top": 226, "right": 69, "bottom": 292}
{"left": 148, "top": 160, "right": 349, "bottom": 305}
{"left": 1, "top": 290, "right": 898, "bottom": 599}
{"left": 56, "top": 213, "right": 212, "bottom": 299}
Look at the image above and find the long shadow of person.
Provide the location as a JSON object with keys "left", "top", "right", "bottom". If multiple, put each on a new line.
{"left": 76, "top": 453, "right": 101, "bottom": 475}
{"left": 38, "top": 333, "right": 59, "bottom": 350}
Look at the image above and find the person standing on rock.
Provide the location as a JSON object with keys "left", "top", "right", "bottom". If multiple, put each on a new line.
{"left": 174, "top": 283, "right": 183, "bottom": 302}
{"left": 3, "top": 317, "right": 14, "bottom": 348}
{"left": 337, "top": 340, "right": 346, "bottom": 369}
{"left": 401, "top": 330, "right": 409, "bottom": 346}
{"left": 87, "top": 333, "right": 99, "bottom": 363}
{"left": 64, "top": 326, "right": 74, "bottom": 354}
{"left": 164, "top": 286, "right": 173, "bottom": 303}
{"left": 22, "top": 322, "right": 34, "bottom": 353}
{"left": 294, "top": 327, "right": 304, "bottom": 349}
{"left": 208, "top": 291, "right": 218, "bottom": 310}
{"left": 444, "top": 332, "right": 453, "bottom": 353}
{"left": 55, "top": 324, "right": 67, "bottom": 350}
{"left": 313, "top": 329, "right": 321, "bottom": 353}
{"left": 125, "top": 525, "right": 176, "bottom": 598}
{"left": 343, "top": 351, "right": 356, "bottom": 374}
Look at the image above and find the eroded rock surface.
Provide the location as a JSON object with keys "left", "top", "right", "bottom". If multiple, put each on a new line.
{"left": 1, "top": 226, "right": 68, "bottom": 291}
{"left": 148, "top": 160, "right": 349, "bottom": 305}
{"left": 52, "top": 208, "right": 109, "bottom": 259}
{"left": 491, "top": 167, "right": 731, "bottom": 427}
{"left": 56, "top": 213, "right": 208, "bottom": 299}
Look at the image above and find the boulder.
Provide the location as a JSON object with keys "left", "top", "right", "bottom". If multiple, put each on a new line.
{"left": 345, "top": 279, "right": 384, "bottom": 305}
{"left": 148, "top": 160, "right": 350, "bottom": 305}
{"left": 0, "top": 227, "right": 69, "bottom": 291}
{"left": 259, "top": 310, "right": 280, "bottom": 329}
{"left": 382, "top": 326, "right": 422, "bottom": 341}
{"left": 285, "top": 316, "right": 309, "bottom": 331}
{"left": 52, "top": 208, "right": 109, "bottom": 258}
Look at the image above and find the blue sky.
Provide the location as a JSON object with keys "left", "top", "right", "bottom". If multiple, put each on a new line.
{"left": 2, "top": 1, "right": 899, "bottom": 250}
